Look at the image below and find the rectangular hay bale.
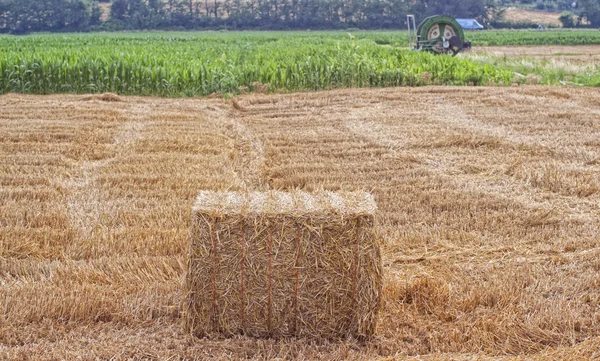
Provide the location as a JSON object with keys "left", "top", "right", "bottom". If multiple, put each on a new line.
{"left": 183, "top": 190, "right": 382, "bottom": 339}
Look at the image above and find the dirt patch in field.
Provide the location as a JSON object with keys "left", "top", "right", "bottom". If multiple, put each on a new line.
{"left": 1, "top": 87, "right": 600, "bottom": 360}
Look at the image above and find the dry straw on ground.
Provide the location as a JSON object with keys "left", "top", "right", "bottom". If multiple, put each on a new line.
{"left": 183, "top": 190, "right": 382, "bottom": 340}
{"left": 2, "top": 86, "right": 600, "bottom": 360}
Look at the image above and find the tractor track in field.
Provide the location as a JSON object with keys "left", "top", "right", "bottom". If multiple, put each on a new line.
{"left": 66, "top": 101, "right": 267, "bottom": 242}
{"left": 66, "top": 106, "right": 147, "bottom": 240}
{"left": 344, "top": 98, "right": 600, "bottom": 226}
{"left": 203, "top": 104, "right": 266, "bottom": 190}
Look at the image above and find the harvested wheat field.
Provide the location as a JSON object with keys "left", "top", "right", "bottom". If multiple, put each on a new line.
{"left": 474, "top": 45, "right": 600, "bottom": 64}
{"left": 1, "top": 87, "right": 600, "bottom": 360}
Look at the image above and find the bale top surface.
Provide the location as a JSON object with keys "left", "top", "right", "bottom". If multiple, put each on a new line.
{"left": 193, "top": 190, "right": 376, "bottom": 216}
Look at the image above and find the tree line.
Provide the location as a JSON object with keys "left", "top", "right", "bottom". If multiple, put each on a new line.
{"left": 1, "top": 0, "right": 599, "bottom": 33}
{"left": 107, "top": 0, "right": 486, "bottom": 30}
{"left": 0, "top": 0, "right": 488, "bottom": 32}
{"left": 0, "top": 0, "right": 102, "bottom": 33}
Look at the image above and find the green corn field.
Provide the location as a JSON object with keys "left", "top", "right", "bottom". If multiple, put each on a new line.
{"left": 0, "top": 32, "right": 514, "bottom": 96}
{"left": 1, "top": 30, "right": 600, "bottom": 96}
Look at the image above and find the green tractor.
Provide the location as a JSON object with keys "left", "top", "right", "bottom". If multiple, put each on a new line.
{"left": 407, "top": 15, "right": 472, "bottom": 55}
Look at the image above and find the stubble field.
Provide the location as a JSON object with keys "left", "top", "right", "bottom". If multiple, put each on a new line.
{"left": 1, "top": 86, "right": 600, "bottom": 360}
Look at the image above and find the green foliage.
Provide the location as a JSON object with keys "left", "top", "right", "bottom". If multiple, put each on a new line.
{"left": 0, "top": 32, "right": 513, "bottom": 96}
{"left": 0, "top": 0, "right": 493, "bottom": 32}
{"left": 0, "top": 0, "right": 94, "bottom": 33}
{"left": 110, "top": 0, "right": 164, "bottom": 29}
{"left": 98, "top": 0, "right": 489, "bottom": 31}
{"left": 579, "top": 0, "right": 600, "bottom": 27}
{"left": 487, "top": 1, "right": 507, "bottom": 22}
{"left": 559, "top": 11, "right": 576, "bottom": 27}
{"left": 90, "top": 2, "right": 104, "bottom": 26}
{"left": 499, "top": 0, "right": 576, "bottom": 11}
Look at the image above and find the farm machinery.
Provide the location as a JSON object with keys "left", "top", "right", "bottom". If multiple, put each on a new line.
{"left": 407, "top": 15, "right": 472, "bottom": 55}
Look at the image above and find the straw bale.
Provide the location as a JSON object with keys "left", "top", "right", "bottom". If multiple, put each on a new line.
{"left": 183, "top": 190, "right": 381, "bottom": 340}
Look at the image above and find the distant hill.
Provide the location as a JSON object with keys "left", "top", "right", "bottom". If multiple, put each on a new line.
{"left": 503, "top": 7, "right": 562, "bottom": 27}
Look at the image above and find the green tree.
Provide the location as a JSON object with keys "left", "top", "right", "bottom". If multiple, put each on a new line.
{"left": 110, "top": 0, "right": 148, "bottom": 21}
{"left": 486, "top": 0, "right": 506, "bottom": 22}
{"left": 0, "top": 0, "right": 93, "bottom": 33}
{"left": 419, "top": 0, "right": 486, "bottom": 18}
{"left": 579, "top": 0, "right": 600, "bottom": 26}
{"left": 559, "top": 11, "right": 576, "bottom": 27}
{"left": 90, "top": 2, "right": 103, "bottom": 26}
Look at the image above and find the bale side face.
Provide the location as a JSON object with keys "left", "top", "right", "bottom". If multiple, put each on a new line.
{"left": 183, "top": 191, "right": 381, "bottom": 339}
